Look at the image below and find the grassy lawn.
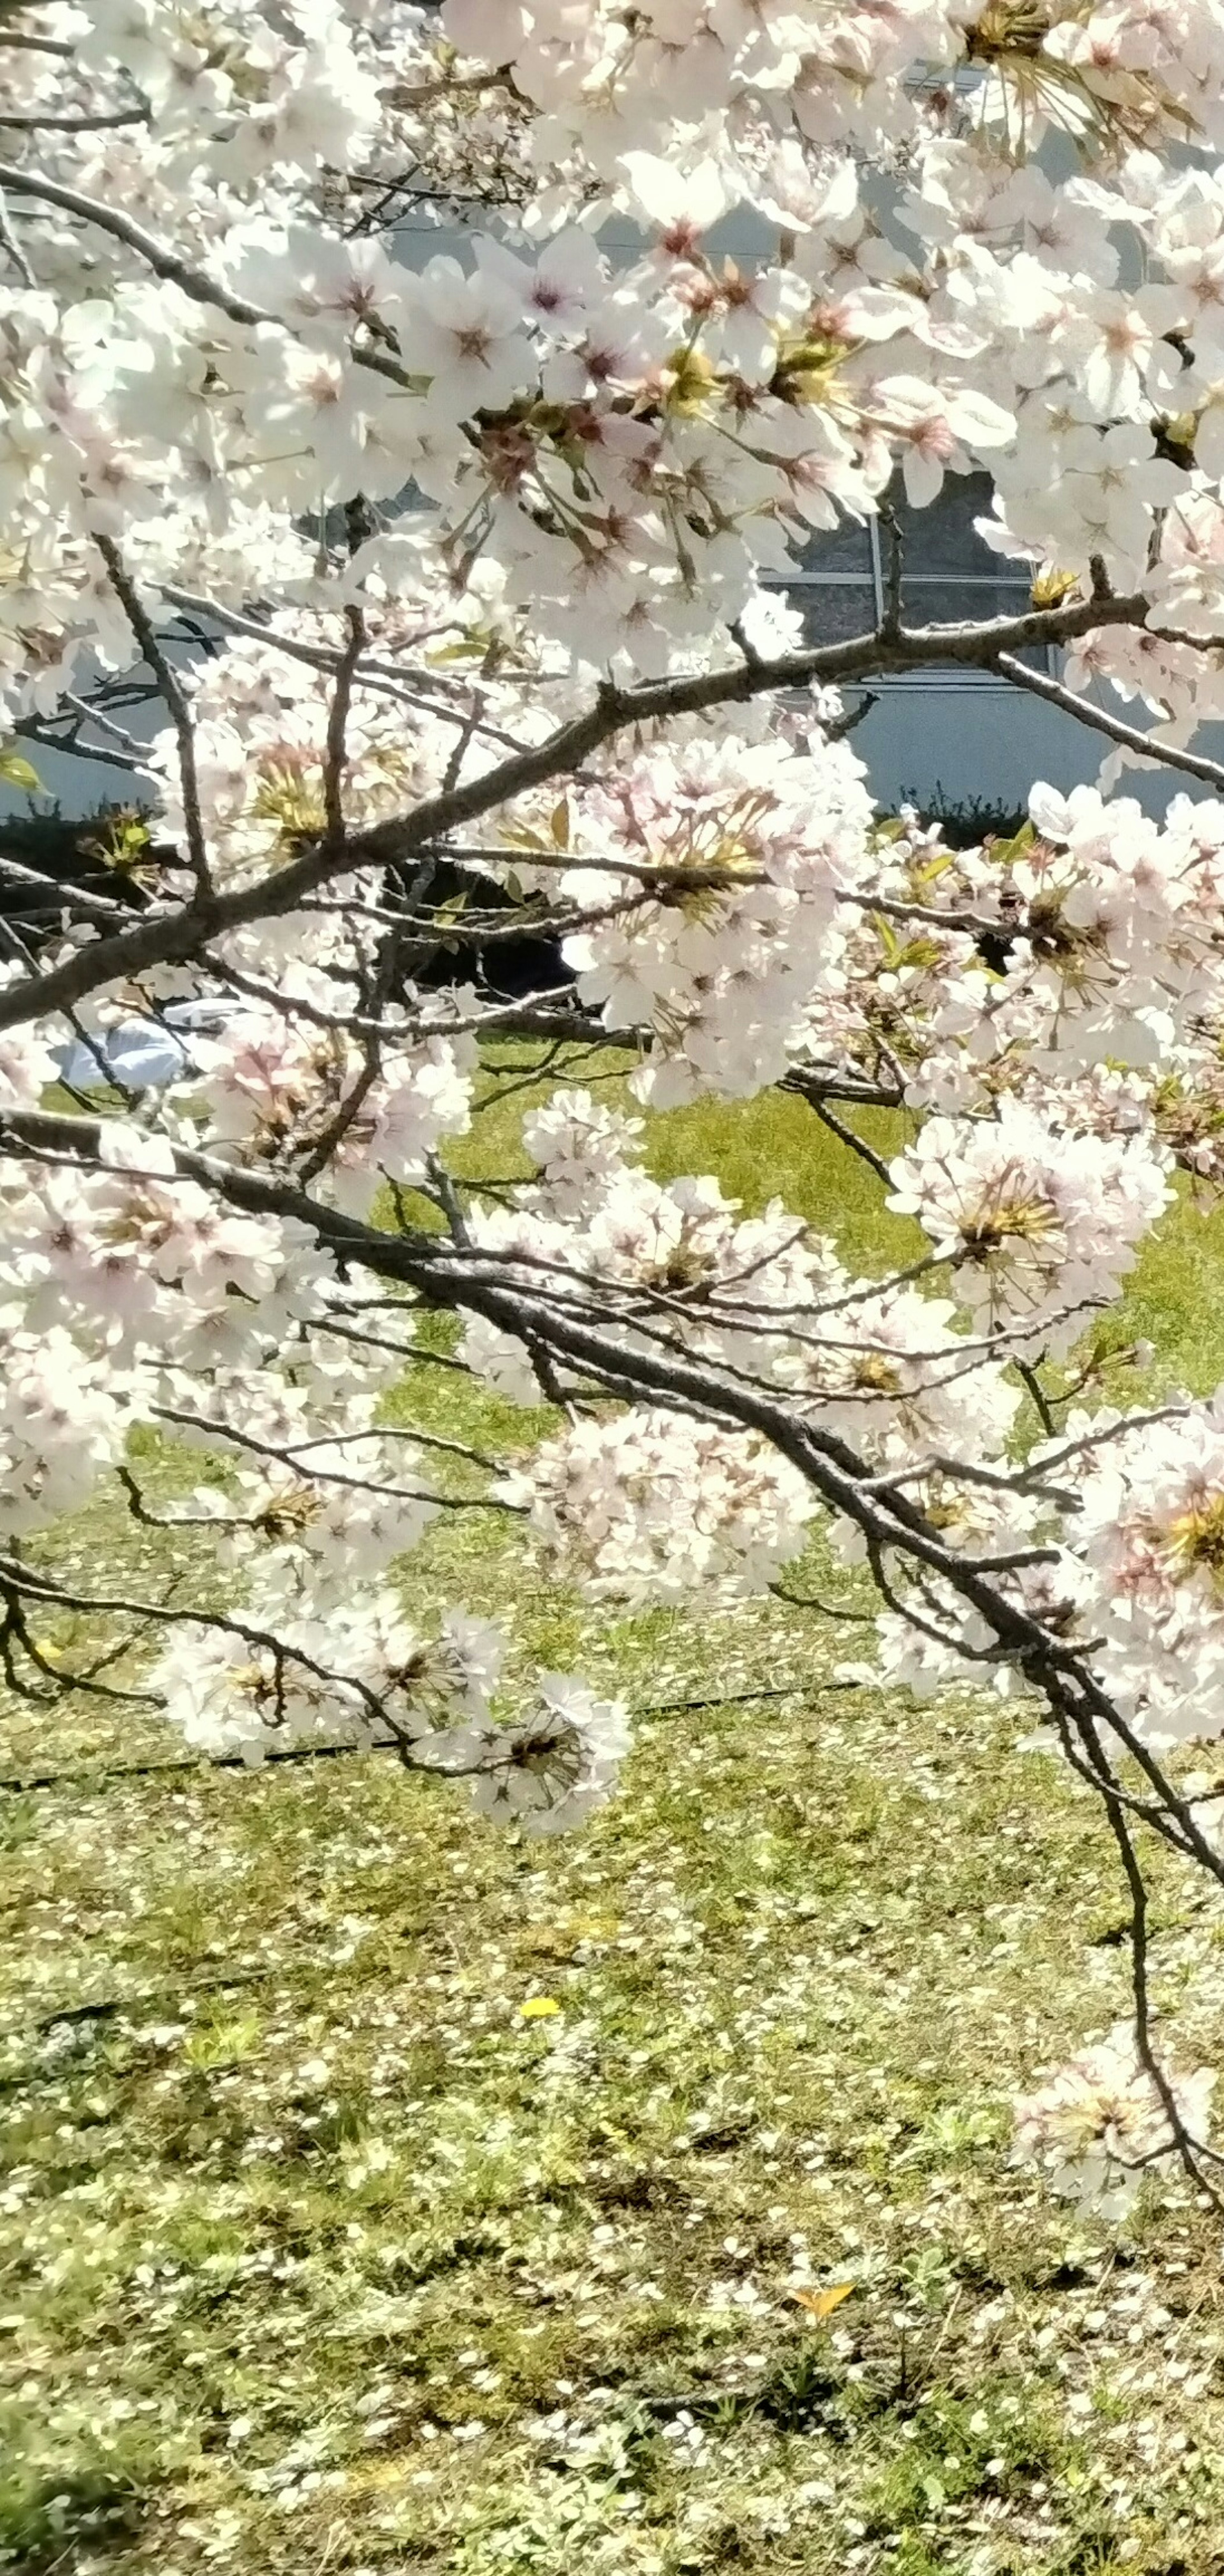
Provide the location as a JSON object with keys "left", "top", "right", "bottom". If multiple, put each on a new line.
{"left": 6, "top": 1071, "right": 1224, "bottom": 2573}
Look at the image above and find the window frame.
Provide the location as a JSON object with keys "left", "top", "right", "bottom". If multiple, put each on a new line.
{"left": 773, "top": 486, "right": 1056, "bottom": 688}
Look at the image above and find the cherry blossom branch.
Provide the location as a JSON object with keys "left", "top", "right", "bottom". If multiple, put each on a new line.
{"left": 0, "top": 159, "right": 278, "bottom": 330}
{"left": 0, "top": 1118, "right": 1171, "bottom": 1669}
{"left": 1093, "top": 1763, "right": 1224, "bottom": 2201}
{"left": 0, "top": 159, "right": 417, "bottom": 390}
{"left": 0, "top": 1549, "right": 389, "bottom": 1712}
{"left": 0, "top": 851, "right": 134, "bottom": 926}
{"left": 11, "top": 0, "right": 1224, "bottom": 2222}
{"left": 6, "top": 1098, "right": 1223, "bottom": 1971}
{"left": 995, "top": 651, "right": 1224, "bottom": 792}
{"left": 60, "top": 689, "right": 152, "bottom": 758}
{"left": 782, "top": 1065, "right": 907, "bottom": 1112}
{"left": 160, "top": 592, "right": 527, "bottom": 743}
{"left": 0, "top": 108, "right": 149, "bottom": 130}
{"left": 1011, "top": 1403, "right": 1198, "bottom": 1481}
{"left": 9, "top": 711, "right": 145, "bottom": 774}
{"left": 0, "top": 30, "right": 75, "bottom": 53}
{"left": 92, "top": 534, "right": 213, "bottom": 898}
{"left": 0, "top": 1681, "right": 830, "bottom": 1797}
{"left": 153, "top": 1404, "right": 506, "bottom": 1476}
{"left": 0, "top": 593, "right": 1155, "bottom": 1041}
{"left": 0, "top": 1579, "right": 159, "bottom": 1709}
{"left": 0, "top": 181, "right": 33, "bottom": 286}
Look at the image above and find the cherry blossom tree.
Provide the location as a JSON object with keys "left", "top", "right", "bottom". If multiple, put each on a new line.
{"left": 8, "top": 0, "right": 1224, "bottom": 2211}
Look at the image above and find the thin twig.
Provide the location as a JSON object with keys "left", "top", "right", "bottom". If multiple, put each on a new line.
{"left": 1017, "top": 1359, "right": 1057, "bottom": 1437}
{"left": 0, "top": 181, "right": 33, "bottom": 285}
{"left": 322, "top": 606, "right": 367, "bottom": 852}
{"left": 807, "top": 1096, "right": 893, "bottom": 1185}
{"left": 0, "top": 108, "right": 148, "bottom": 129}
{"left": 1101, "top": 1788, "right": 1224, "bottom": 2207}
{"left": 995, "top": 652, "right": 1224, "bottom": 795}
{"left": 92, "top": 534, "right": 212, "bottom": 901}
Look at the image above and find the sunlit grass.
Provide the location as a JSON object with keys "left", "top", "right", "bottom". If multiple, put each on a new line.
{"left": 5, "top": 1066, "right": 1224, "bottom": 2572}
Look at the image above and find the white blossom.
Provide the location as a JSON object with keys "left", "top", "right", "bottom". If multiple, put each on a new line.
{"left": 1013, "top": 2030, "right": 1215, "bottom": 2219}
{"left": 12, "top": 0, "right": 1224, "bottom": 2148}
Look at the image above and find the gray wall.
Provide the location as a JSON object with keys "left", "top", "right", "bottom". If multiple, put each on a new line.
{"left": 849, "top": 682, "right": 1116, "bottom": 815}
{"left": 844, "top": 685, "right": 1224, "bottom": 819}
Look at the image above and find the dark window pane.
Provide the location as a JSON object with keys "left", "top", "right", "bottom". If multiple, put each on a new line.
{"left": 786, "top": 515, "right": 875, "bottom": 578}
{"left": 779, "top": 584, "right": 878, "bottom": 646}
{"left": 888, "top": 470, "right": 1002, "bottom": 576}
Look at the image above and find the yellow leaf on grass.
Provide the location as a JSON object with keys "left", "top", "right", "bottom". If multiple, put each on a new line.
{"left": 792, "top": 2282, "right": 855, "bottom": 2320}
{"left": 520, "top": 1996, "right": 562, "bottom": 2019}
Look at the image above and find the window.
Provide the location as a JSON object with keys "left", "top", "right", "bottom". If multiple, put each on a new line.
{"left": 773, "top": 471, "right": 1047, "bottom": 682}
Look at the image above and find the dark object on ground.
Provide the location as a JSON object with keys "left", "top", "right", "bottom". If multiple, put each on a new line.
{"left": 0, "top": 805, "right": 571, "bottom": 1000}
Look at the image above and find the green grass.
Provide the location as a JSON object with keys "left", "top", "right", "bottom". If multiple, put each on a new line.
{"left": 6, "top": 1070, "right": 1224, "bottom": 2573}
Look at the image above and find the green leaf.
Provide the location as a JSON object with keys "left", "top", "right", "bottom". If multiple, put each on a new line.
{"left": 427, "top": 637, "right": 486, "bottom": 665}
{"left": 0, "top": 744, "right": 41, "bottom": 792}
{"left": 987, "top": 822, "right": 1036, "bottom": 866}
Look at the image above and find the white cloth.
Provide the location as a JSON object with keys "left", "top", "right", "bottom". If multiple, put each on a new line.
{"left": 53, "top": 997, "right": 239, "bottom": 1091}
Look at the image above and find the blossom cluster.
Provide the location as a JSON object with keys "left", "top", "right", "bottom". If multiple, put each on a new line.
{"left": 499, "top": 1408, "right": 818, "bottom": 1605}
{"left": 1013, "top": 2028, "right": 1216, "bottom": 2220}
{"left": 11, "top": 0, "right": 1224, "bottom": 719}
{"left": 148, "top": 1599, "right": 629, "bottom": 1833}
{"left": 11, "top": 0, "right": 1224, "bottom": 2183}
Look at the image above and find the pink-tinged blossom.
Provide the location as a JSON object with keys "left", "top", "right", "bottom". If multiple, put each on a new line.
{"left": 521, "top": 1088, "right": 646, "bottom": 1213}
{"left": 782, "top": 1282, "right": 1021, "bottom": 1470}
{"left": 1013, "top": 2029, "right": 1215, "bottom": 2218}
{"left": 499, "top": 1410, "right": 816, "bottom": 1604}
{"left": 886, "top": 1101, "right": 1172, "bottom": 1348}
{"left": 20, "top": 0, "right": 1224, "bottom": 2133}
{"left": 0, "top": 1323, "right": 136, "bottom": 1539}
{"left": 193, "top": 989, "right": 475, "bottom": 1215}
{"left": 618, "top": 155, "right": 734, "bottom": 249}
{"left": 550, "top": 724, "right": 875, "bottom": 1099}
{"left": 873, "top": 376, "right": 1014, "bottom": 506}
{"left": 1069, "top": 1396, "right": 1224, "bottom": 1740}
{"left": 387, "top": 259, "right": 535, "bottom": 423}
{"left": 1, "top": 1147, "right": 288, "bottom": 1358}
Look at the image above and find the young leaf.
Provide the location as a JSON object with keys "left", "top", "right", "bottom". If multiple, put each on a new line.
{"left": 0, "top": 743, "right": 41, "bottom": 793}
